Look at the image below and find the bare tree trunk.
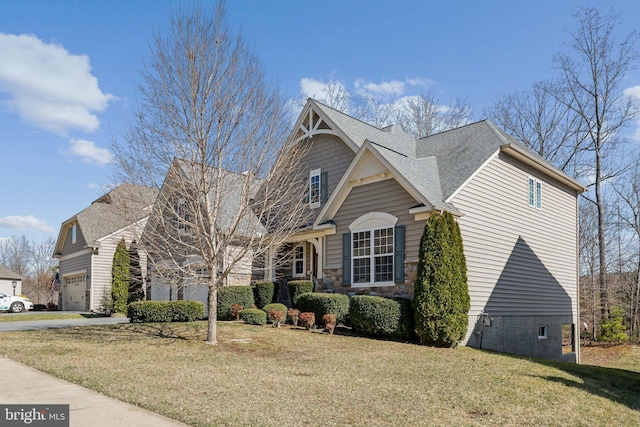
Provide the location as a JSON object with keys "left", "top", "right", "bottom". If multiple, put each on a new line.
{"left": 207, "top": 283, "right": 218, "bottom": 345}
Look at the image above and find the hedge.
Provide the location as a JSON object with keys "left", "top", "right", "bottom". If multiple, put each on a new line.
{"left": 349, "top": 296, "right": 414, "bottom": 340}
{"left": 294, "top": 293, "right": 349, "bottom": 324}
{"left": 253, "top": 281, "right": 278, "bottom": 308}
{"left": 287, "top": 280, "right": 314, "bottom": 307}
{"left": 262, "top": 303, "right": 287, "bottom": 323}
{"left": 240, "top": 308, "right": 267, "bottom": 326}
{"left": 127, "top": 300, "right": 205, "bottom": 323}
{"left": 217, "top": 286, "right": 255, "bottom": 320}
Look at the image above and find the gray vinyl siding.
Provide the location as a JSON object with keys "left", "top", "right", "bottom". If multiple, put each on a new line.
{"left": 301, "top": 134, "right": 355, "bottom": 220}
{"left": 326, "top": 178, "right": 423, "bottom": 268}
{"left": 59, "top": 253, "right": 91, "bottom": 279}
{"left": 450, "top": 153, "right": 578, "bottom": 333}
{"left": 61, "top": 223, "right": 87, "bottom": 254}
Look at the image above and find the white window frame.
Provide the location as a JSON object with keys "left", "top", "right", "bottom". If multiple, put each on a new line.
{"left": 292, "top": 244, "right": 306, "bottom": 277}
{"left": 538, "top": 325, "right": 548, "bottom": 340}
{"left": 309, "top": 168, "right": 321, "bottom": 209}
{"left": 173, "top": 197, "right": 191, "bottom": 232}
{"left": 528, "top": 177, "right": 542, "bottom": 210}
{"left": 71, "top": 224, "right": 77, "bottom": 244}
{"left": 349, "top": 212, "right": 398, "bottom": 288}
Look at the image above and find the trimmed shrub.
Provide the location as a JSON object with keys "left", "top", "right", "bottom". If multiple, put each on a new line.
{"left": 111, "top": 238, "right": 130, "bottom": 315}
{"left": 287, "top": 280, "right": 314, "bottom": 307}
{"left": 230, "top": 303, "right": 244, "bottom": 321}
{"left": 217, "top": 286, "right": 255, "bottom": 320}
{"left": 253, "top": 281, "right": 277, "bottom": 308}
{"left": 32, "top": 304, "right": 47, "bottom": 311}
{"left": 268, "top": 309, "right": 285, "bottom": 327}
{"left": 350, "top": 296, "right": 415, "bottom": 340}
{"left": 414, "top": 211, "right": 470, "bottom": 347}
{"left": 46, "top": 302, "right": 58, "bottom": 311}
{"left": 262, "top": 303, "right": 287, "bottom": 324}
{"left": 294, "top": 293, "right": 349, "bottom": 324}
{"left": 127, "top": 300, "right": 205, "bottom": 323}
{"left": 299, "top": 312, "right": 315, "bottom": 330}
{"left": 288, "top": 308, "right": 300, "bottom": 327}
{"left": 322, "top": 313, "right": 336, "bottom": 334}
{"left": 240, "top": 308, "right": 267, "bottom": 326}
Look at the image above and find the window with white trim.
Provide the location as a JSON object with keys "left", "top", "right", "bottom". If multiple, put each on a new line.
{"left": 293, "top": 244, "right": 305, "bottom": 277}
{"left": 71, "top": 224, "right": 77, "bottom": 244}
{"left": 173, "top": 197, "right": 192, "bottom": 231}
{"left": 309, "top": 168, "right": 321, "bottom": 208}
{"left": 528, "top": 177, "right": 542, "bottom": 210}
{"left": 353, "top": 227, "right": 394, "bottom": 284}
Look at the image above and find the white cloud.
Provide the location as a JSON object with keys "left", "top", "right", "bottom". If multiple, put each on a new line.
{"left": 68, "top": 139, "right": 113, "bottom": 165}
{"left": 0, "top": 33, "right": 114, "bottom": 135}
{"left": 406, "top": 77, "right": 435, "bottom": 88}
{"left": 0, "top": 215, "right": 55, "bottom": 234}
{"left": 300, "top": 77, "right": 330, "bottom": 100}
{"left": 354, "top": 78, "right": 405, "bottom": 98}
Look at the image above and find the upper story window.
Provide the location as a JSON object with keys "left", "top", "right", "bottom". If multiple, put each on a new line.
{"left": 528, "top": 177, "right": 542, "bottom": 210}
{"left": 293, "top": 244, "right": 305, "bottom": 277}
{"left": 71, "top": 224, "right": 77, "bottom": 244}
{"left": 173, "top": 197, "right": 192, "bottom": 231}
{"left": 309, "top": 169, "right": 321, "bottom": 208}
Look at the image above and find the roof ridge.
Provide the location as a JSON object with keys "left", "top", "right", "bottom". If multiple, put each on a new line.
{"left": 368, "top": 140, "right": 409, "bottom": 158}
{"left": 310, "top": 98, "right": 395, "bottom": 136}
{"left": 417, "top": 119, "right": 491, "bottom": 141}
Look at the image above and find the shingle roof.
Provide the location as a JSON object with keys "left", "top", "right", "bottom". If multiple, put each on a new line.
{"left": 72, "top": 184, "right": 158, "bottom": 247}
{"left": 0, "top": 265, "right": 22, "bottom": 280}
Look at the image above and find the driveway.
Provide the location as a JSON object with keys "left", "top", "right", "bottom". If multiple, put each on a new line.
{"left": 0, "top": 313, "right": 129, "bottom": 332}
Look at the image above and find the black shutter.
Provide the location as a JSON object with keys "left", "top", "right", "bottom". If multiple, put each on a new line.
{"left": 320, "top": 171, "right": 329, "bottom": 202}
{"left": 342, "top": 232, "right": 351, "bottom": 286}
{"left": 394, "top": 225, "right": 405, "bottom": 283}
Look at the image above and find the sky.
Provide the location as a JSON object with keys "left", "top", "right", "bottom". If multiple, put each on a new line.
{"left": 1, "top": 0, "right": 640, "bottom": 244}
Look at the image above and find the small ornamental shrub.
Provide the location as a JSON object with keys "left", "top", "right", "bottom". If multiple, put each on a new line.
{"left": 288, "top": 308, "right": 300, "bottom": 327}
{"left": 349, "top": 296, "right": 415, "bottom": 340}
{"left": 253, "top": 281, "right": 276, "bottom": 308}
{"left": 299, "top": 312, "right": 315, "bottom": 330}
{"left": 46, "top": 302, "right": 58, "bottom": 311}
{"left": 294, "top": 293, "right": 349, "bottom": 324}
{"left": 287, "top": 280, "right": 314, "bottom": 307}
{"left": 323, "top": 313, "right": 337, "bottom": 334}
{"left": 262, "top": 303, "right": 287, "bottom": 324}
{"left": 32, "top": 304, "right": 46, "bottom": 311}
{"left": 230, "top": 303, "right": 244, "bottom": 321}
{"left": 127, "top": 300, "right": 205, "bottom": 323}
{"left": 269, "top": 309, "right": 285, "bottom": 327}
{"left": 217, "top": 286, "right": 255, "bottom": 320}
{"left": 239, "top": 308, "right": 267, "bottom": 326}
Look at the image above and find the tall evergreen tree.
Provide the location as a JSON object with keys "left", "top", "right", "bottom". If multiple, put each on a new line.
{"left": 128, "top": 241, "right": 145, "bottom": 304}
{"left": 413, "top": 211, "right": 470, "bottom": 347}
{"left": 112, "top": 238, "right": 130, "bottom": 315}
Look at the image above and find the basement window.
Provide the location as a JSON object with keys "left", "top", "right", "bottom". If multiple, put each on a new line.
{"left": 538, "top": 325, "right": 548, "bottom": 340}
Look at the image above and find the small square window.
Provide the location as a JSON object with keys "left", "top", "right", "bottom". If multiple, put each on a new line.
{"left": 538, "top": 325, "right": 548, "bottom": 339}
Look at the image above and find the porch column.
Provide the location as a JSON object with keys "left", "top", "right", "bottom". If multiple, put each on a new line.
{"left": 308, "top": 237, "right": 324, "bottom": 279}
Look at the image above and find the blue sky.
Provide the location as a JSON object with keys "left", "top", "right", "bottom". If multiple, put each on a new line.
{"left": 1, "top": 0, "right": 639, "bottom": 243}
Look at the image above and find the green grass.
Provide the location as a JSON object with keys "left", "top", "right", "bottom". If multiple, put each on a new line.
{"left": 0, "top": 322, "right": 638, "bottom": 426}
{"left": 0, "top": 313, "right": 102, "bottom": 322}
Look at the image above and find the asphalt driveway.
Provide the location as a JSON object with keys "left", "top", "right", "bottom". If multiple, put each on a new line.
{"left": 0, "top": 313, "right": 129, "bottom": 332}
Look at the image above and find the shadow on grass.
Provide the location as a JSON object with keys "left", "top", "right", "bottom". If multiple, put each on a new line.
{"left": 475, "top": 348, "right": 640, "bottom": 412}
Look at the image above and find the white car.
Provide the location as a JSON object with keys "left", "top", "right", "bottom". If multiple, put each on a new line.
{"left": 0, "top": 293, "right": 34, "bottom": 313}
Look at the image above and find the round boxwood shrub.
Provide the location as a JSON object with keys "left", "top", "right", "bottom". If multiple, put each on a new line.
{"left": 262, "top": 303, "right": 287, "bottom": 323}
{"left": 294, "top": 292, "right": 349, "bottom": 324}
{"left": 349, "top": 296, "right": 414, "bottom": 340}
{"left": 127, "top": 300, "right": 205, "bottom": 323}
{"left": 287, "top": 280, "right": 314, "bottom": 307}
{"left": 253, "top": 281, "right": 276, "bottom": 308}
{"left": 217, "top": 286, "right": 255, "bottom": 320}
{"left": 239, "top": 308, "right": 267, "bottom": 326}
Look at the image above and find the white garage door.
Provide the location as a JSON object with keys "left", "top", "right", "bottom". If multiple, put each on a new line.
{"left": 63, "top": 274, "right": 86, "bottom": 311}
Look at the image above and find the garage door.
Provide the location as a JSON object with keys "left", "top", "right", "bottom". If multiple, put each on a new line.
{"left": 63, "top": 274, "right": 86, "bottom": 311}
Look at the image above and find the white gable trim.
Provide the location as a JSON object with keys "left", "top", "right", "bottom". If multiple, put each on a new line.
{"left": 289, "top": 100, "right": 360, "bottom": 153}
{"left": 446, "top": 149, "right": 500, "bottom": 203}
{"left": 349, "top": 212, "right": 398, "bottom": 231}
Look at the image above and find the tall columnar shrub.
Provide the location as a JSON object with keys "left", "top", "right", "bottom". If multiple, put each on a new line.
{"left": 413, "top": 211, "right": 470, "bottom": 347}
{"left": 253, "top": 281, "right": 276, "bottom": 308}
{"left": 128, "top": 240, "right": 145, "bottom": 304}
{"left": 287, "top": 280, "right": 314, "bottom": 307}
{"left": 217, "top": 286, "right": 255, "bottom": 320}
{"left": 111, "top": 238, "right": 130, "bottom": 315}
{"left": 294, "top": 292, "right": 349, "bottom": 324}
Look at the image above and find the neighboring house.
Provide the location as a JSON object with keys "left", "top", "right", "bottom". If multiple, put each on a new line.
{"left": 0, "top": 266, "right": 23, "bottom": 296}
{"left": 144, "top": 159, "right": 265, "bottom": 312}
{"left": 272, "top": 99, "right": 585, "bottom": 362}
{"left": 53, "top": 184, "right": 158, "bottom": 311}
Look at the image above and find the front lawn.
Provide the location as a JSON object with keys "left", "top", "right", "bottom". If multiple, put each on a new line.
{"left": 1, "top": 322, "right": 638, "bottom": 426}
{"left": 0, "top": 313, "right": 96, "bottom": 322}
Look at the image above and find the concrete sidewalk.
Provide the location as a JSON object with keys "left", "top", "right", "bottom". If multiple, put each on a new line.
{"left": 0, "top": 357, "right": 188, "bottom": 426}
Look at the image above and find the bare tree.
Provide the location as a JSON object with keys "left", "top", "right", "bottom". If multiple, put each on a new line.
{"left": 553, "top": 7, "right": 640, "bottom": 322}
{"left": 28, "top": 237, "right": 57, "bottom": 304}
{"left": 393, "top": 93, "right": 474, "bottom": 138}
{"left": 486, "top": 81, "right": 587, "bottom": 173}
{"left": 0, "top": 235, "right": 31, "bottom": 276}
{"left": 296, "top": 78, "right": 352, "bottom": 113}
{"left": 112, "top": 3, "right": 311, "bottom": 345}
